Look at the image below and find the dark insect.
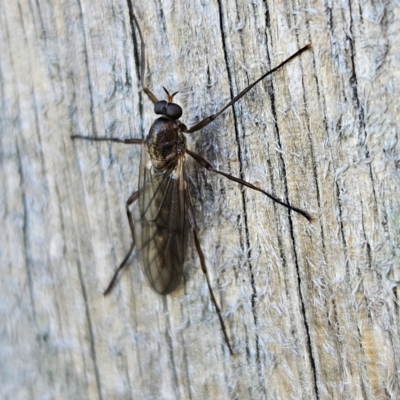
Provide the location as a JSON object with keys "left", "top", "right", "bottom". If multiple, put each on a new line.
{"left": 72, "top": 12, "right": 313, "bottom": 355}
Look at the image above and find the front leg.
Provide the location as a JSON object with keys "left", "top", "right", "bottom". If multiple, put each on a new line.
{"left": 130, "top": 11, "right": 159, "bottom": 104}
{"left": 183, "top": 44, "right": 312, "bottom": 134}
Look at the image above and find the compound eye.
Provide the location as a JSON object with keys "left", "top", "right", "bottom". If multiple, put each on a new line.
{"left": 166, "top": 103, "right": 183, "bottom": 120}
{"left": 154, "top": 100, "right": 168, "bottom": 115}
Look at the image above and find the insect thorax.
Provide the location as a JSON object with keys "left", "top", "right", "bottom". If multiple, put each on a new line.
{"left": 147, "top": 117, "right": 187, "bottom": 170}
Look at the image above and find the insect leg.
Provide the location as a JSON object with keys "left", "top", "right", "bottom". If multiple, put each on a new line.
{"left": 183, "top": 44, "right": 312, "bottom": 134}
{"left": 185, "top": 190, "right": 235, "bottom": 355}
{"left": 186, "top": 149, "right": 313, "bottom": 222}
{"left": 103, "top": 189, "right": 140, "bottom": 295}
{"left": 130, "top": 11, "right": 159, "bottom": 104}
{"left": 71, "top": 135, "right": 145, "bottom": 144}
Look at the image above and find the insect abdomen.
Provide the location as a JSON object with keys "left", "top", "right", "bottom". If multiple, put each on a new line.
{"left": 134, "top": 160, "right": 189, "bottom": 295}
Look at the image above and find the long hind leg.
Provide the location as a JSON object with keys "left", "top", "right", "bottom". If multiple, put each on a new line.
{"left": 103, "top": 189, "right": 140, "bottom": 295}
{"left": 185, "top": 189, "right": 235, "bottom": 355}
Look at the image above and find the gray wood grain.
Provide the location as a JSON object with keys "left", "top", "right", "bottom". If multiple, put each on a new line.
{"left": 1, "top": 0, "right": 399, "bottom": 399}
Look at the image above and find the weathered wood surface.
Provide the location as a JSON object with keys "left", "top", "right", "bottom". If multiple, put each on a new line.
{"left": 1, "top": 0, "right": 399, "bottom": 399}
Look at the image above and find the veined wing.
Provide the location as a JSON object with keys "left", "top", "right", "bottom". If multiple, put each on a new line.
{"left": 133, "top": 150, "right": 188, "bottom": 294}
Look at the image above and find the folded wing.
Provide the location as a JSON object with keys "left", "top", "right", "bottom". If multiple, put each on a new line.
{"left": 133, "top": 153, "right": 188, "bottom": 294}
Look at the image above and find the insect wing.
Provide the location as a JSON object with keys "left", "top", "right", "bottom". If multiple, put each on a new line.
{"left": 133, "top": 149, "right": 189, "bottom": 294}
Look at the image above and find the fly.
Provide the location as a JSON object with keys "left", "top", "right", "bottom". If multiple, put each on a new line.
{"left": 71, "top": 11, "right": 313, "bottom": 355}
